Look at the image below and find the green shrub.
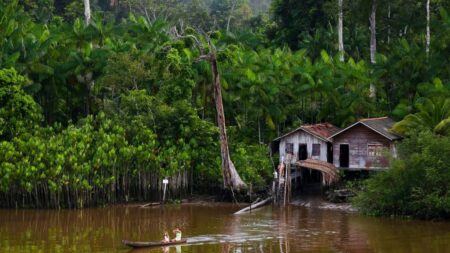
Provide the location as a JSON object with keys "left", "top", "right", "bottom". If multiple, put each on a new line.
{"left": 354, "top": 131, "right": 450, "bottom": 219}
{"left": 231, "top": 143, "right": 272, "bottom": 187}
{"left": 0, "top": 68, "right": 42, "bottom": 140}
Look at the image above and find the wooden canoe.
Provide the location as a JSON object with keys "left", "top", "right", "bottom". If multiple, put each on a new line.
{"left": 122, "top": 239, "right": 187, "bottom": 248}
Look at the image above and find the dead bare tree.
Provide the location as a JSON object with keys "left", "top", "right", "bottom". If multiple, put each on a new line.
{"left": 206, "top": 41, "right": 247, "bottom": 191}
{"left": 172, "top": 29, "right": 247, "bottom": 190}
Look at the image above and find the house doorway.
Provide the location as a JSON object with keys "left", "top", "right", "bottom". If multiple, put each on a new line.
{"left": 339, "top": 144, "right": 349, "bottom": 167}
{"left": 298, "top": 144, "right": 307, "bottom": 160}
{"left": 327, "top": 143, "right": 333, "bottom": 163}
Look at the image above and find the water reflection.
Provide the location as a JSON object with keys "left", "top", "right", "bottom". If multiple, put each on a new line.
{"left": 0, "top": 203, "right": 449, "bottom": 253}
{"left": 161, "top": 246, "right": 181, "bottom": 253}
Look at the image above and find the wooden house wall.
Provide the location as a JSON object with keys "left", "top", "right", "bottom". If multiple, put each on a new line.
{"left": 332, "top": 124, "right": 392, "bottom": 169}
{"left": 279, "top": 131, "right": 329, "bottom": 163}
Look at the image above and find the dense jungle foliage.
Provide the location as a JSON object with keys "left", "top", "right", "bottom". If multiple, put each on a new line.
{"left": 0, "top": 0, "right": 449, "bottom": 213}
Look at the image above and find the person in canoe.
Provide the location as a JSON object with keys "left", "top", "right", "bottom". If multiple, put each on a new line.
{"left": 162, "top": 231, "right": 170, "bottom": 243}
{"left": 171, "top": 227, "right": 182, "bottom": 242}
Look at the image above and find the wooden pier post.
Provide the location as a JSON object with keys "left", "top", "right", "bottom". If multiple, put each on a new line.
{"left": 288, "top": 164, "right": 291, "bottom": 203}
{"left": 283, "top": 155, "right": 292, "bottom": 206}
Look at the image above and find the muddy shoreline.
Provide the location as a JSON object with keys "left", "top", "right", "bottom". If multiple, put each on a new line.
{"left": 125, "top": 194, "right": 358, "bottom": 213}
{"left": 290, "top": 199, "right": 357, "bottom": 212}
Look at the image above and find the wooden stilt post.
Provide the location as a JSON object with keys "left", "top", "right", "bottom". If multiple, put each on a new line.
{"left": 283, "top": 169, "right": 289, "bottom": 206}
{"left": 283, "top": 164, "right": 287, "bottom": 206}
{"left": 272, "top": 178, "right": 276, "bottom": 204}
{"left": 287, "top": 162, "right": 291, "bottom": 204}
{"left": 284, "top": 155, "right": 292, "bottom": 206}
{"left": 277, "top": 176, "right": 281, "bottom": 206}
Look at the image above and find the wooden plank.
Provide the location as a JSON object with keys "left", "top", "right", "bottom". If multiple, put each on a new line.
{"left": 140, "top": 202, "right": 161, "bottom": 208}
{"left": 234, "top": 197, "right": 273, "bottom": 214}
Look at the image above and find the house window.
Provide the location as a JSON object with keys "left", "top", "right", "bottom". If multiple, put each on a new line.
{"left": 285, "top": 143, "right": 294, "bottom": 154}
{"left": 312, "top": 144, "right": 321, "bottom": 156}
{"left": 368, "top": 144, "right": 384, "bottom": 157}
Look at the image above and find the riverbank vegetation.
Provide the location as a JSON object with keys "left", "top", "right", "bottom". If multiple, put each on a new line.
{"left": 353, "top": 94, "right": 450, "bottom": 220}
{"left": 354, "top": 132, "right": 450, "bottom": 220}
{"left": 0, "top": 0, "right": 449, "bottom": 210}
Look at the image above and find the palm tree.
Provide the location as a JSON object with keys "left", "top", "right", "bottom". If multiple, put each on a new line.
{"left": 392, "top": 97, "right": 450, "bottom": 135}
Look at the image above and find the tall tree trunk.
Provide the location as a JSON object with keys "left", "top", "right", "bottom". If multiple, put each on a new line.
{"left": 208, "top": 42, "right": 246, "bottom": 190}
{"left": 387, "top": 3, "right": 391, "bottom": 44}
{"left": 426, "top": 0, "right": 430, "bottom": 58}
{"left": 226, "top": 1, "right": 237, "bottom": 33}
{"left": 338, "top": 0, "right": 344, "bottom": 62}
{"left": 84, "top": 0, "right": 91, "bottom": 25}
{"left": 369, "top": 0, "right": 377, "bottom": 98}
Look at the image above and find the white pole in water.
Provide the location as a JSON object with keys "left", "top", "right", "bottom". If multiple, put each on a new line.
{"left": 249, "top": 183, "right": 252, "bottom": 213}
{"left": 162, "top": 178, "right": 169, "bottom": 203}
{"left": 273, "top": 170, "right": 278, "bottom": 204}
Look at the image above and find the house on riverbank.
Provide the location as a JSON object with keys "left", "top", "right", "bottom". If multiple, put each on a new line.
{"left": 329, "top": 117, "right": 402, "bottom": 170}
{"left": 273, "top": 123, "right": 340, "bottom": 164}
{"left": 272, "top": 123, "right": 341, "bottom": 186}
{"left": 271, "top": 117, "right": 402, "bottom": 189}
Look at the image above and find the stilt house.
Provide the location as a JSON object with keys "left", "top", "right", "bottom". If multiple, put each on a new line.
{"left": 271, "top": 117, "right": 402, "bottom": 205}
{"left": 272, "top": 123, "right": 341, "bottom": 187}
{"left": 273, "top": 123, "right": 340, "bottom": 164}
{"left": 329, "top": 117, "right": 402, "bottom": 170}
{"left": 272, "top": 117, "right": 402, "bottom": 173}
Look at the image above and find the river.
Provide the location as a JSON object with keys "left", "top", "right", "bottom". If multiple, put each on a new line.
{"left": 0, "top": 202, "right": 449, "bottom": 253}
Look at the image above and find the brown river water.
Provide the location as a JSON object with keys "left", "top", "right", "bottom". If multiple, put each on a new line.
{"left": 0, "top": 202, "right": 449, "bottom": 253}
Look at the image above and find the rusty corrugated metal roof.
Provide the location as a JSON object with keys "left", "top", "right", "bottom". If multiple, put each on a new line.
{"left": 359, "top": 117, "right": 402, "bottom": 140}
{"left": 329, "top": 117, "right": 403, "bottom": 141}
{"left": 273, "top": 122, "right": 340, "bottom": 142}
{"left": 302, "top": 123, "right": 341, "bottom": 140}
